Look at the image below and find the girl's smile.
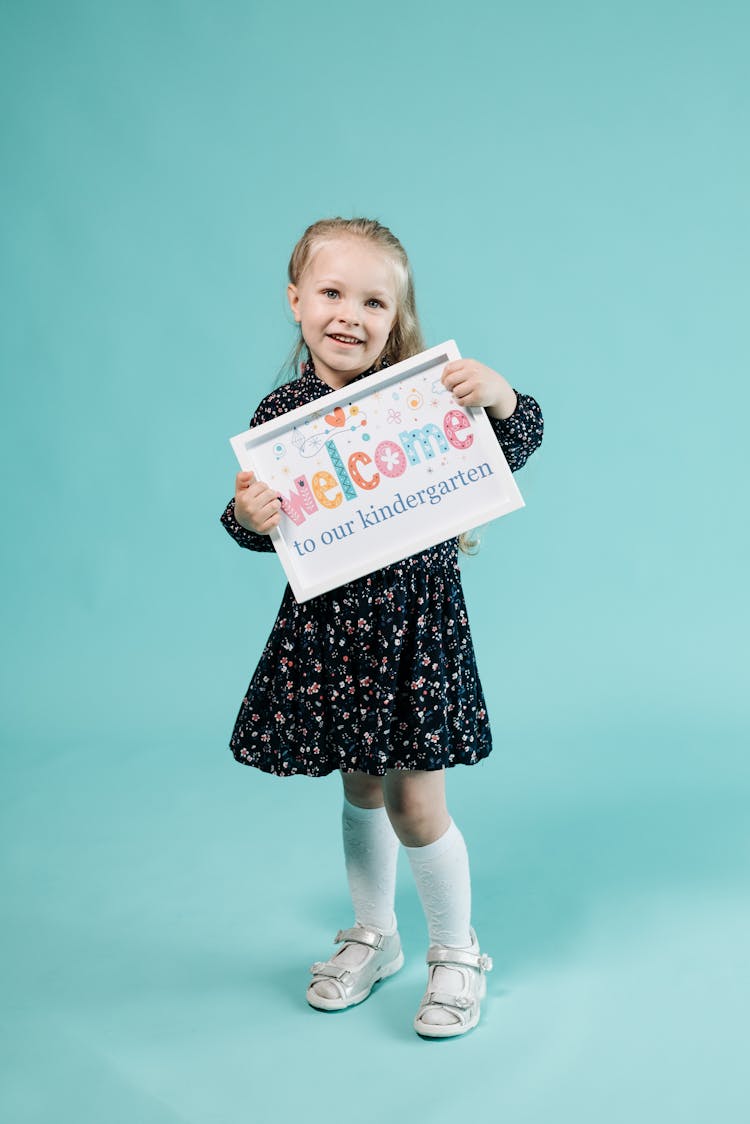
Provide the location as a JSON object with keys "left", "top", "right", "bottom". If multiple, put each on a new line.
{"left": 288, "top": 238, "right": 399, "bottom": 390}
{"left": 328, "top": 333, "right": 363, "bottom": 346}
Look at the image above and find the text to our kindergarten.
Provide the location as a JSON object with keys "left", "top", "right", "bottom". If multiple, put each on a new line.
{"left": 290, "top": 461, "right": 495, "bottom": 556}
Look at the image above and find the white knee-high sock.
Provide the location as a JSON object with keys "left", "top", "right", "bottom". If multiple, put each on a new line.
{"left": 342, "top": 798, "right": 400, "bottom": 933}
{"left": 405, "top": 819, "right": 473, "bottom": 948}
{"left": 405, "top": 820, "right": 477, "bottom": 1028}
{"left": 309, "top": 799, "right": 401, "bottom": 1001}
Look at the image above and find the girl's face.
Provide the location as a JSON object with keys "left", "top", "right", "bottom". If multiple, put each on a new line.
{"left": 288, "top": 238, "right": 399, "bottom": 390}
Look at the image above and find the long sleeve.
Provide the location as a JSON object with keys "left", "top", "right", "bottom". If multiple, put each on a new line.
{"left": 220, "top": 497, "right": 276, "bottom": 552}
{"left": 220, "top": 393, "right": 287, "bottom": 554}
{"left": 487, "top": 390, "right": 544, "bottom": 473}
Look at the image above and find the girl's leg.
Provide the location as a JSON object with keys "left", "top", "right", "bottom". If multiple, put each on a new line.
{"left": 308, "top": 771, "right": 400, "bottom": 1004}
{"left": 340, "top": 769, "right": 385, "bottom": 810}
{"left": 384, "top": 769, "right": 482, "bottom": 1030}
{"left": 340, "top": 770, "right": 399, "bottom": 933}
{"left": 383, "top": 769, "right": 470, "bottom": 947}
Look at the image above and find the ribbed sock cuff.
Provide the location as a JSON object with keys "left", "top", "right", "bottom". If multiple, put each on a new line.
{"left": 404, "top": 819, "right": 458, "bottom": 864}
{"left": 342, "top": 796, "right": 387, "bottom": 820}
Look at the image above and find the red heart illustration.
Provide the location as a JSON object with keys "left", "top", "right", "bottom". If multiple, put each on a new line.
{"left": 325, "top": 407, "right": 346, "bottom": 427}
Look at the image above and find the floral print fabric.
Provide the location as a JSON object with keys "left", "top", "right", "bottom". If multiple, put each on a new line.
{"left": 221, "top": 362, "right": 543, "bottom": 777}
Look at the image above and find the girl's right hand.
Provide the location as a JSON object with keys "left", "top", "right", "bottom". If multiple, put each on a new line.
{"left": 233, "top": 471, "right": 282, "bottom": 535}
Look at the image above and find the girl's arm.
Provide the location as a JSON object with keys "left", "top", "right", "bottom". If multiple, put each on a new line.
{"left": 486, "top": 392, "right": 544, "bottom": 472}
{"left": 220, "top": 489, "right": 278, "bottom": 553}
{"left": 220, "top": 397, "right": 285, "bottom": 553}
{"left": 441, "top": 359, "right": 544, "bottom": 472}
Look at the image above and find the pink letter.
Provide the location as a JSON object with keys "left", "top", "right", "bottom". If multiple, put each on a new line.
{"left": 374, "top": 440, "right": 407, "bottom": 479}
{"left": 443, "top": 408, "right": 474, "bottom": 450}
{"left": 279, "top": 475, "right": 319, "bottom": 526}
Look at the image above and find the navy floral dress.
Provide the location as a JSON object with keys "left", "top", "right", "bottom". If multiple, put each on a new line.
{"left": 221, "top": 361, "right": 543, "bottom": 777}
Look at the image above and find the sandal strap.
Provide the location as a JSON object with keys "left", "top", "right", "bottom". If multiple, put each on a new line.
{"left": 423, "top": 989, "right": 474, "bottom": 1012}
{"left": 309, "top": 925, "right": 395, "bottom": 983}
{"left": 426, "top": 946, "right": 493, "bottom": 972}
{"left": 309, "top": 962, "right": 352, "bottom": 982}
{"left": 334, "top": 925, "right": 387, "bottom": 951}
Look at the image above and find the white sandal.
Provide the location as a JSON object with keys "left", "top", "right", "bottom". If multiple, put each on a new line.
{"left": 413, "top": 928, "right": 493, "bottom": 1038}
{"left": 307, "top": 924, "right": 404, "bottom": 1011}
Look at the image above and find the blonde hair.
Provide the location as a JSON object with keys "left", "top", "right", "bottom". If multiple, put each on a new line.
{"left": 277, "top": 216, "right": 477, "bottom": 554}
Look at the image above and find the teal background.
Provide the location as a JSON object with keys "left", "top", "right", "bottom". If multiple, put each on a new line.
{"left": 1, "top": 1, "right": 748, "bottom": 1120}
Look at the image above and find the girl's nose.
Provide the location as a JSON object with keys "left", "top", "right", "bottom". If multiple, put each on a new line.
{"left": 337, "top": 300, "right": 360, "bottom": 325}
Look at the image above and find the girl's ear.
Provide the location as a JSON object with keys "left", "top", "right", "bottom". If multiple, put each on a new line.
{"left": 287, "top": 283, "right": 301, "bottom": 322}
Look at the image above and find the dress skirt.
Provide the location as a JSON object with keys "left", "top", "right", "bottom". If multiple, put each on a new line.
{"left": 229, "top": 538, "right": 492, "bottom": 777}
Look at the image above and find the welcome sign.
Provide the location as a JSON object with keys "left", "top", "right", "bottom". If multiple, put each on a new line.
{"left": 230, "top": 341, "right": 524, "bottom": 602}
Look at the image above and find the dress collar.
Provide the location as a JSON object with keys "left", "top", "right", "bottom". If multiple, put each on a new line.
{"left": 300, "top": 355, "right": 391, "bottom": 393}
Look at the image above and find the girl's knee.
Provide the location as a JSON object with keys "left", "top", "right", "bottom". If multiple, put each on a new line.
{"left": 384, "top": 769, "right": 446, "bottom": 814}
{"left": 383, "top": 770, "right": 450, "bottom": 844}
{"left": 340, "top": 770, "right": 384, "bottom": 809}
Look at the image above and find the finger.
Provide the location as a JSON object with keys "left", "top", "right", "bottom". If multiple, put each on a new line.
{"left": 444, "top": 359, "right": 479, "bottom": 376}
{"left": 237, "top": 501, "right": 280, "bottom": 534}
{"left": 450, "top": 378, "right": 475, "bottom": 400}
{"left": 442, "top": 370, "right": 466, "bottom": 392}
{"left": 238, "top": 480, "right": 268, "bottom": 503}
{"left": 244, "top": 474, "right": 275, "bottom": 496}
{"left": 257, "top": 512, "right": 281, "bottom": 533}
{"left": 241, "top": 488, "right": 281, "bottom": 515}
{"left": 255, "top": 495, "right": 282, "bottom": 519}
{"left": 441, "top": 362, "right": 466, "bottom": 386}
{"left": 236, "top": 470, "right": 255, "bottom": 486}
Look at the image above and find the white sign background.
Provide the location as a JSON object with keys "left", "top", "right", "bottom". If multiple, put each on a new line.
{"left": 230, "top": 341, "right": 524, "bottom": 602}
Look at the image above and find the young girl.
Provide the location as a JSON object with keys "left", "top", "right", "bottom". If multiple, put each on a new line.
{"left": 220, "top": 217, "right": 543, "bottom": 1038}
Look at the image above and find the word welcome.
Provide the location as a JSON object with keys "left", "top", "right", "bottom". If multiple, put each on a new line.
{"left": 290, "top": 461, "right": 494, "bottom": 555}
{"left": 280, "top": 408, "right": 474, "bottom": 527}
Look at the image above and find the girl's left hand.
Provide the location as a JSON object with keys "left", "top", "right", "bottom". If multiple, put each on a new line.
{"left": 441, "top": 359, "right": 518, "bottom": 420}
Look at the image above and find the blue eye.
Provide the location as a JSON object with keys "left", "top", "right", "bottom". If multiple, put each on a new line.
{"left": 323, "top": 289, "right": 339, "bottom": 299}
{"left": 367, "top": 298, "right": 384, "bottom": 308}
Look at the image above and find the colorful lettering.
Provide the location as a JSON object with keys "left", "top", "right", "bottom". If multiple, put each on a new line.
{"left": 279, "top": 475, "right": 319, "bottom": 526}
{"left": 399, "top": 423, "right": 449, "bottom": 466}
{"left": 374, "top": 440, "right": 407, "bottom": 478}
{"left": 312, "top": 470, "right": 343, "bottom": 509}
{"left": 443, "top": 408, "right": 474, "bottom": 451}
{"left": 325, "top": 439, "right": 357, "bottom": 501}
{"left": 348, "top": 451, "right": 379, "bottom": 490}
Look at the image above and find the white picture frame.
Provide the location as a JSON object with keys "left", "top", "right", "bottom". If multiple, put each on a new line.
{"left": 230, "top": 341, "right": 524, "bottom": 603}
